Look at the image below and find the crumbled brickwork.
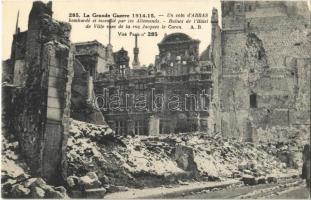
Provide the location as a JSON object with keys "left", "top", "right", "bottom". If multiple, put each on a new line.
{"left": 211, "top": 1, "right": 311, "bottom": 140}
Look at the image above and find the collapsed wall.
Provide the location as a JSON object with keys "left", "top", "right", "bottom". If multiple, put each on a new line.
{"left": 212, "top": 1, "right": 311, "bottom": 140}
{"left": 67, "top": 119, "right": 301, "bottom": 189}
{"left": 70, "top": 55, "right": 106, "bottom": 125}
{"left": 6, "top": 1, "right": 73, "bottom": 184}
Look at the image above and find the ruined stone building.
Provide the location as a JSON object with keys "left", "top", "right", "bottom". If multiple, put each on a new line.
{"left": 207, "top": 1, "right": 311, "bottom": 141}
{"left": 75, "top": 33, "right": 214, "bottom": 135}
{"left": 2, "top": 1, "right": 214, "bottom": 182}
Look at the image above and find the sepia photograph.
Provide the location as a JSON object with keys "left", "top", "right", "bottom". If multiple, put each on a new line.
{"left": 1, "top": 0, "right": 311, "bottom": 198}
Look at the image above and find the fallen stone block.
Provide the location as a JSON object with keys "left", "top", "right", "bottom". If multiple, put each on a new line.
{"left": 256, "top": 177, "right": 266, "bottom": 184}
{"left": 66, "top": 175, "right": 81, "bottom": 189}
{"left": 208, "top": 175, "right": 221, "bottom": 181}
{"left": 86, "top": 171, "right": 98, "bottom": 179}
{"left": 85, "top": 188, "right": 107, "bottom": 198}
{"left": 31, "top": 186, "right": 45, "bottom": 198}
{"left": 99, "top": 174, "right": 109, "bottom": 184}
{"left": 106, "top": 185, "right": 129, "bottom": 193}
{"left": 24, "top": 178, "right": 39, "bottom": 188}
{"left": 40, "top": 182, "right": 58, "bottom": 193}
{"left": 177, "top": 180, "right": 189, "bottom": 185}
{"left": 243, "top": 169, "right": 253, "bottom": 175}
{"left": 11, "top": 184, "right": 31, "bottom": 198}
{"left": 28, "top": 177, "right": 47, "bottom": 189}
{"left": 69, "top": 190, "right": 84, "bottom": 198}
{"left": 80, "top": 173, "right": 102, "bottom": 189}
{"left": 267, "top": 176, "right": 277, "bottom": 183}
{"left": 241, "top": 175, "right": 257, "bottom": 186}
{"left": 238, "top": 164, "right": 248, "bottom": 171}
{"left": 16, "top": 173, "right": 30, "bottom": 182}
{"left": 231, "top": 171, "right": 242, "bottom": 178}
{"left": 2, "top": 181, "right": 13, "bottom": 193}
{"left": 45, "top": 189, "right": 65, "bottom": 199}
{"left": 54, "top": 186, "right": 67, "bottom": 195}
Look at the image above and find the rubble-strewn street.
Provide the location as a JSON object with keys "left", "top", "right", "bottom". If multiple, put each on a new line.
{"left": 162, "top": 179, "right": 310, "bottom": 199}
{"left": 2, "top": 119, "right": 308, "bottom": 198}
{"left": 65, "top": 119, "right": 307, "bottom": 197}
{"left": 105, "top": 177, "right": 310, "bottom": 199}
{"left": 1, "top": 132, "right": 69, "bottom": 198}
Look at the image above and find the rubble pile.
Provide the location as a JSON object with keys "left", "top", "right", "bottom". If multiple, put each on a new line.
{"left": 1, "top": 120, "right": 305, "bottom": 198}
{"left": 256, "top": 125, "right": 309, "bottom": 168}
{"left": 66, "top": 172, "right": 108, "bottom": 198}
{"left": 67, "top": 119, "right": 139, "bottom": 189}
{"left": 134, "top": 133, "right": 296, "bottom": 179}
{"left": 67, "top": 119, "right": 302, "bottom": 189}
{"left": 1, "top": 134, "right": 68, "bottom": 198}
{"left": 256, "top": 125, "right": 309, "bottom": 144}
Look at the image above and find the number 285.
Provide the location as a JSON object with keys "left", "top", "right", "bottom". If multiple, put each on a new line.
{"left": 148, "top": 32, "right": 158, "bottom": 36}
{"left": 69, "top": 13, "right": 80, "bottom": 17}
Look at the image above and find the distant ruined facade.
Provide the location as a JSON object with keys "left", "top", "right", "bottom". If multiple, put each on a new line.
{"left": 208, "top": 1, "right": 311, "bottom": 141}
{"left": 75, "top": 33, "right": 213, "bottom": 135}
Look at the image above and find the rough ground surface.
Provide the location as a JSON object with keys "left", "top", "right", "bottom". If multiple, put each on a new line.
{"left": 170, "top": 178, "right": 309, "bottom": 199}
{"left": 67, "top": 119, "right": 305, "bottom": 190}
{"left": 1, "top": 132, "right": 68, "bottom": 198}
{"left": 2, "top": 119, "right": 306, "bottom": 198}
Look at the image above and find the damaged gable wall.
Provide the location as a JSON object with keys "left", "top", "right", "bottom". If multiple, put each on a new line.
{"left": 3, "top": 1, "right": 107, "bottom": 184}
{"left": 70, "top": 57, "right": 106, "bottom": 125}
{"left": 214, "top": 1, "right": 311, "bottom": 141}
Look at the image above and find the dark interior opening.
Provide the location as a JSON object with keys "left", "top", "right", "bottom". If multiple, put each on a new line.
{"left": 250, "top": 93, "right": 257, "bottom": 108}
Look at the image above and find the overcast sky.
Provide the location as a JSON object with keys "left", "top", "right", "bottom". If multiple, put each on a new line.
{"left": 2, "top": 0, "right": 221, "bottom": 65}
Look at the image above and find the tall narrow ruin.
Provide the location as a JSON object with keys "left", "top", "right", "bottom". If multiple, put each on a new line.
{"left": 6, "top": 1, "right": 73, "bottom": 184}
{"left": 209, "top": 1, "right": 311, "bottom": 141}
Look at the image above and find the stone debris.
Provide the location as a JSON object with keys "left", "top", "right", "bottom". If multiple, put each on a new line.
{"left": 2, "top": 118, "right": 305, "bottom": 198}
{"left": 256, "top": 125, "right": 309, "bottom": 169}
{"left": 31, "top": 187, "right": 46, "bottom": 198}
{"left": 2, "top": 118, "right": 306, "bottom": 198}
{"left": 1, "top": 134, "right": 69, "bottom": 198}
{"left": 241, "top": 175, "right": 257, "bottom": 186}
{"left": 105, "top": 185, "right": 129, "bottom": 193}
{"left": 80, "top": 172, "right": 102, "bottom": 189}
{"left": 256, "top": 177, "right": 267, "bottom": 184}
{"left": 66, "top": 171, "right": 107, "bottom": 198}
{"left": 85, "top": 188, "right": 107, "bottom": 198}
{"left": 67, "top": 119, "right": 304, "bottom": 189}
{"left": 267, "top": 176, "right": 278, "bottom": 183}
{"left": 2, "top": 176, "right": 69, "bottom": 199}
{"left": 11, "top": 184, "right": 31, "bottom": 198}
{"left": 66, "top": 172, "right": 106, "bottom": 198}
